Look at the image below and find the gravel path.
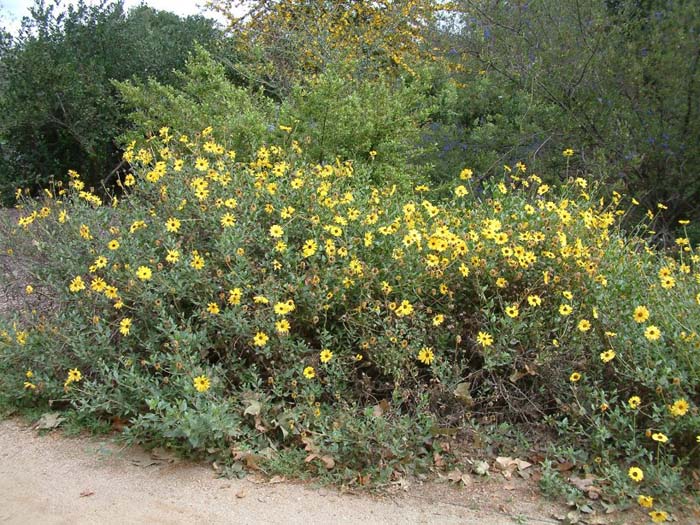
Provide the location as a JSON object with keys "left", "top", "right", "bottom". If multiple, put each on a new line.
{"left": 0, "top": 419, "right": 567, "bottom": 525}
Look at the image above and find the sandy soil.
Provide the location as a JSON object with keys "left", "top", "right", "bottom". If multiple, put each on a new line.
{"left": 0, "top": 418, "right": 571, "bottom": 525}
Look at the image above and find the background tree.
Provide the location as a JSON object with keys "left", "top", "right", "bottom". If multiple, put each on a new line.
{"left": 0, "top": 0, "right": 222, "bottom": 202}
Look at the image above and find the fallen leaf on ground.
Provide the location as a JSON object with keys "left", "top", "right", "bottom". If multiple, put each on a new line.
{"left": 79, "top": 490, "right": 95, "bottom": 498}
{"left": 34, "top": 412, "right": 65, "bottom": 430}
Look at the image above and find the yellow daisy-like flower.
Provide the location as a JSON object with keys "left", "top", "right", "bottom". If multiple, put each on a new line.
{"left": 559, "top": 304, "right": 573, "bottom": 316}
{"left": 67, "top": 368, "right": 82, "bottom": 383}
{"left": 628, "top": 396, "right": 641, "bottom": 409}
{"left": 599, "top": 350, "right": 615, "bottom": 363}
{"left": 637, "top": 495, "right": 653, "bottom": 508}
{"left": 303, "top": 366, "right": 315, "bottom": 379}
{"left": 562, "top": 148, "right": 574, "bottom": 157}
{"left": 302, "top": 239, "right": 318, "bottom": 257}
{"left": 25, "top": 370, "right": 33, "bottom": 379}
{"left": 320, "top": 349, "right": 333, "bottom": 363}
{"left": 165, "top": 217, "right": 181, "bottom": 233}
{"left": 207, "top": 303, "right": 220, "bottom": 315}
{"left": 165, "top": 249, "right": 180, "bottom": 263}
{"left": 275, "top": 319, "right": 290, "bottom": 334}
{"left": 644, "top": 325, "right": 661, "bottom": 341}
{"left": 269, "top": 224, "right": 284, "bottom": 238}
{"left": 649, "top": 510, "right": 668, "bottom": 523}
{"left": 569, "top": 372, "right": 581, "bottom": 383}
{"left": 577, "top": 319, "right": 591, "bottom": 332}
{"left": 107, "top": 239, "right": 120, "bottom": 250}
{"left": 633, "top": 305, "right": 650, "bottom": 323}
{"left": 505, "top": 305, "right": 519, "bottom": 318}
{"left": 454, "top": 185, "right": 469, "bottom": 197}
{"left": 651, "top": 432, "right": 668, "bottom": 443}
{"left": 69, "top": 276, "right": 86, "bottom": 293}
{"left": 190, "top": 253, "right": 205, "bottom": 270}
{"left": 432, "top": 314, "right": 444, "bottom": 326}
{"left": 628, "top": 466, "right": 644, "bottom": 482}
{"left": 669, "top": 399, "right": 689, "bottom": 417}
{"left": 119, "top": 317, "right": 132, "bottom": 336}
{"left": 228, "top": 288, "right": 242, "bottom": 305}
{"left": 476, "top": 331, "right": 493, "bottom": 347}
{"left": 395, "top": 299, "right": 414, "bottom": 317}
{"left": 527, "top": 295, "right": 542, "bottom": 307}
{"left": 136, "top": 266, "right": 152, "bottom": 281}
{"left": 193, "top": 375, "right": 210, "bottom": 393}
{"left": 252, "top": 332, "right": 269, "bottom": 347}
{"left": 417, "top": 347, "right": 435, "bottom": 365}
{"left": 220, "top": 213, "right": 236, "bottom": 228}
{"left": 194, "top": 157, "right": 209, "bottom": 171}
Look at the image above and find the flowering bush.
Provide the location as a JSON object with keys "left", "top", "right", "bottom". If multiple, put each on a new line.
{"left": 1, "top": 128, "right": 698, "bottom": 513}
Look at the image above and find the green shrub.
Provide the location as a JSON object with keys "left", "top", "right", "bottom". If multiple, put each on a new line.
{"left": 1, "top": 128, "right": 698, "bottom": 510}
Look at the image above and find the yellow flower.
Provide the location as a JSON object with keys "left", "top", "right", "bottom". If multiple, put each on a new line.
{"left": 628, "top": 396, "right": 641, "bottom": 409}
{"left": 193, "top": 375, "right": 210, "bottom": 393}
{"left": 637, "top": 495, "right": 653, "bottom": 508}
{"left": 505, "top": 305, "right": 519, "bottom": 318}
{"left": 599, "top": 350, "right": 615, "bottom": 363}
{"left": 432, "top": 314, "right": 445, "bottom": 326}
{"left": 628, "top": 466, "right": 644, "bottom": 482}
{"left": 563, "top": 148, "right": 574, "bottom": 157}
{"left": 633, "top": 306, "right": 649, "bottom": 323}
{"left": 66, "top": 368, "right": 82, "bottom": 385}
{"left": 207, "top": 303, "right": 220, "bottom": 315}
{"left": 454, "top": 185, "right": 469, "bottom": 197}
{"left": 476, "top": 331, "right": 493, "bottom": 347}
{"left": 302, "top": 239, "right": 318, "bottom": 257}
{"left": 577, "top": 319, "right": 591, "bottom": 332}
{"left": 651, "top": 432, "right": 668, "bottom": 443}
{"left": 644, "top": 325, "right": 661, "bottom": 341}
{"left": 395, "top": 299, "right": 414, "bottom": 317}
{"left": 190, "top": 253, "right": 205, "bottom": 270}
{"left": 166, "top": 249, "right": 180, "bottom": 263}
{"left": 165, "top": 217, "right": 181, "bottom": 232}
{"left": 220, "top": 213, "right": 236, "bottom": 228}
{"left": 649, "top": 511, "right": 668, "bottom": 523}
{"left": 24, "top": 381, "right": 36, "bottom": 390}
{"left": 320, "top": 349, "right": 333, "bottom": 363}
{"left": 119, "top": 318, "right": 132, "bottom": 336}
{"left": 25, "top": 370, "right": 33, "bottom": 379}
{"left": 559, "top": 304, "right": 573, "bottom": 316}
{"left": 228, "top": 288, "right": 242, "bottom": 305}
{"left": 269, "top": 316, "right": 289, "bottom": 334}
{"left": 107, "top": 239, "right": 120, "bottom": 250}
{"left": 570, "top": 372, "right": 581, "bottom": 383}
{"left": 527, "top": 295, "right": 542, "bottom": 307}
{"left": 669, "top": 399, "right": 689, "bottom": 417}
{"left": 136, "top": 266, "right": 152, "bottom": 281}
{"left": 459, "top": 167, "right": 473, "bottom": 180}
{"left": 25, "top": 285, "right": 34, "bottom": 295}
{"left": 303, "top": 366, "right": 315, "bottom": 379}
{"left": 69, "top": 276, "right": 86, "bottom": 293}
{"left": 417, "top": 347, "right": 434, "bottom": 365}
{"left": 269, "top": 224, "right": 284, "bottom": 238}
{"left": 252, "top": 332, "right": 269, "bottom": 347}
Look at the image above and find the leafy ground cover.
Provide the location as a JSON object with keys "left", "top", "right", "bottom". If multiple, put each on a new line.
{"left": 1, "top": 121, "right": 698, "bottom": 522}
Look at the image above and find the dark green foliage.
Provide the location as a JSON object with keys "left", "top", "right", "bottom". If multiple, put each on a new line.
{"left": 0, "top": 0, "right": 222, "bottom": 202}
{"left": 445, "top": 0, "right": 700, "bottom": 233}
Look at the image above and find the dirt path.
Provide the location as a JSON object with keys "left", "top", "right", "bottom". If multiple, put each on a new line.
{"left": 0, "top": 419, "right": 571, "bottom": 525}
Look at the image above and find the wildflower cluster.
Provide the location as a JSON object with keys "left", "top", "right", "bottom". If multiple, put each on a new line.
{"left": 1, "top": 128, "right": 698, "bottom": 509}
